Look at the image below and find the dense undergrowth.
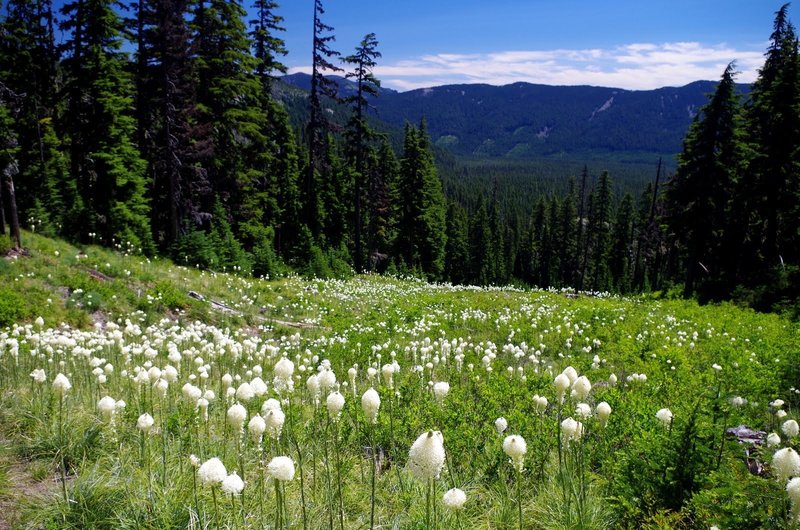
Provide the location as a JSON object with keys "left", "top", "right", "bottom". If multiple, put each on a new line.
{"left": 0, "top": 232, "right": 799, "bottom": 529}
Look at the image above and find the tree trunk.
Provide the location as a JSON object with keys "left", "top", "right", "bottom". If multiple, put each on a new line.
{"left": 0, "top": 173, "right": 6, "bottom": 236}
{"left": 4, "top": 173, "right": 21, "bottom": 249}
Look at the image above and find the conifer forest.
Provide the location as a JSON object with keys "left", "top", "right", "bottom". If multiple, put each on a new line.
{"left": 0, "top": 0, "right": 797, "bottom": 313}
{"left": 2, "top": 2, "right": 800, "bottom": 529}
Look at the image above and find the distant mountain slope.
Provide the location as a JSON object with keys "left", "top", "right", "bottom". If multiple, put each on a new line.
{"left": 280, "top": 74, "right": 749, "bottom": 160}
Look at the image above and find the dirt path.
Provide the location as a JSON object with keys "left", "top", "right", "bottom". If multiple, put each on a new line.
{"left": 0, "top": 438, "right": 56, "bottom": 530}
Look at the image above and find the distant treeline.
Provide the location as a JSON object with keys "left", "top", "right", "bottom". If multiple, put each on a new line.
{"left": 0, "top": 0, "right": 798, "bottom": 313}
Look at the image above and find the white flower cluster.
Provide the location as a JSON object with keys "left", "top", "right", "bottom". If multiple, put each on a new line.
{"left": 361, "top": 388, "right": 380, "bottom": 424}
{"left": 656, "top": 408, "right": 673, "bottom": 428}
{"left": 267, "top": 456, "right": 295, "bottom": 481}
{"left": 407, "top": 430, "right": 446, "bottom": 481}
{"left": 503, "top": 434, "right": 527, "bottom": 472}
{"left": 773, "top": 447, "right": 800, "bottom": 483}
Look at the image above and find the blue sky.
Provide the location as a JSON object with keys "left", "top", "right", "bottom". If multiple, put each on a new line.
{"left": 276, "top": 0, "right": 776, "bottom": 91}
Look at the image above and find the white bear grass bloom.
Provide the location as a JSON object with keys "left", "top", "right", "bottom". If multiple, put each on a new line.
{"left": 137, "top": 413, "right": 155, "bottom": 433}
{"left": 267, "top": 456, "right": 295, "bottom": 481}
{"left": 442, "top": 487, "right": 467, "bottom": 511}
{"left": 596, "top": 401, "right": 612, "bottom": 428}
{"left": 494, "top": 417, "right": 508, "bottom": 435}
{"left": 221, "top": 472, "right": 244, "bottom": 496}
{"left": 773, "top": 447, "right": 800, "bottom": 483}
{"left": 326, "top": 391, "right": 345, "bottom": 420}
{"left": 227, "top": 403, "right": 247, "bottom": 429}
{"left": 656, "top": 408, "right": 673, "bottom": 428}
{"left": 503, "top": 434, "right": 527, "bottom": 472}
{"left": 407, "top": 430, "right": 446, "bottom": 481}
{"left": 52, "top": 373, "right": 71, "bottom": 396}
{"left": 783, "top": 419, "right": 800, "bottom": 438}
{"left": 198, "top": 457, "right": 227, "bottom": 486}
{"left": 361, "top": 388, "right": 381, "bottom": 424}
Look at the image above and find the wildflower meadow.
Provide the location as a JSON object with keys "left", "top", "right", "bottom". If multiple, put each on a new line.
{"left": 0, "top": 233, "right": 799, "bottom": 529}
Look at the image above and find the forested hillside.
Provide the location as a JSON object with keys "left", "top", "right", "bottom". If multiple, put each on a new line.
{"left": 281, "top": 73, "right": 746, "bottom": 159}
{"left": 1, "top": 0, "right": 799, "bottom": 313}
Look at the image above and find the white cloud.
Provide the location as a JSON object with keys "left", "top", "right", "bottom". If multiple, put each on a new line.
{"left": 291, "top": 42, "right": 765, "bottom": 91}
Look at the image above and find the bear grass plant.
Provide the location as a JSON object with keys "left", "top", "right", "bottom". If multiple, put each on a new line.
{"left": 0, "top": 231, "right": 799, "bottom": 528}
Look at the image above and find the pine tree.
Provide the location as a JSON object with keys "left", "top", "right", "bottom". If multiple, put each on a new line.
{"left": 343, "top": 32, "right": 381, "bottom": 271}
{"left": 0, "top": 0, "right": 64, "bottom": 234}
{"left": 665, "top": 63, "right": 745, "bottom": 298}
{"left": 60, "top": 0, "right": 153, "bottom": 252}
{"left": 192, "top": 0, "right": 265, "bottom": 221}
{"left": 546, "top": 195, "right": 562, "bottom": 287}
{"left": 136, "top": 0, "right": 210, "bottom": 247}
{"left": 306, "top": 0, "right": 342, "bottom": 240}
{"left": 558, "top": 179, "right": 578, "bottom": 286}
{"left": 444, "top": 200, "right": 469, "bottom": 284}
{"left": 610, "top": 193, "right": 634, "bottom": 293}
{"left": 575, "top": 165, "right": 590, "bottom": 290}
{"left": 366, "top": 137, "right": 397, "bottom": 265}
{"left": 746, "top": 3, "right": 800, "bottom": 269}
{"left": 587, "top": 171, "right": 613, "bottom": 291}
{"left": 320, "top": 135, "right": 350, "bottom": 248}
{"left": 250, "top": 0, "right": 287, "bottom": 92}
{"left": 531, "top": 197, "right": 549, "bottom": 287}
{"left": 395, "top": 122, "right": 447, "bottom": 279}
{"left": 488, "top": 179, "right": 505, "bottom": 283}
{"left": 468, "top": 196, "right": 491, "bottom": 285}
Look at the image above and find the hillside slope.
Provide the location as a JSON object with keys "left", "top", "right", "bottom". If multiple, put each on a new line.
{"left": 281, "top": 74, "right": 750, "bottom": 160}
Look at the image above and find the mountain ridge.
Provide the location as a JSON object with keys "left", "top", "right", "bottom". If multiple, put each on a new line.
{"left": 280, "top": 73, "right": 750, "bottom": 160}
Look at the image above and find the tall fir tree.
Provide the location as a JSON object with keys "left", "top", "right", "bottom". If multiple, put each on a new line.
{"left": 305, "top": 0, "right": 341, "bottom": 240}
{"left": 587, "top": 171, "right": 613, "bottom": 291}
{"left": 531, "top": 197, "right": 549, "bottom": 287}
{"left": 558, "top": 178, "right": 578, "bottom": 286}
{"left": 0, "top": 0, "right": 68, "bottom": 235}
{"left": 665, "top": 63, "right": 745, "bottom": 298}
{"left": 343, "top": 32, "right": 381, "bottom": 271}
{"left": 365, "top": 136, "right": 397, "bottom": 267}
{"left": 138, "top": 0, "right": 211, "bottom": 247}
{"left": 395, "top": 122, "right": 447, "bottom": 279}
{"left": 468, "top": 196, "right": 491, "bottom": 285}
{"left": 250, "top": 0, "right": 287, "bottom": 91}
{"left": 60, "top": 0, "right": 153, "bottom": 252}
{"left": 610, "top": 193, "right": 634, "bottom": 293}
{"left": 745, "top": 3, "right": 800, "bottom": 272}
{"left": 444, "top": 200, "right": 469, "bottom": 284}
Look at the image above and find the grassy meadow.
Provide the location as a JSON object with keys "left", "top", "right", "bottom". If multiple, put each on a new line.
{"left": 0, "top": 232, "right": 799, "bottom": 529}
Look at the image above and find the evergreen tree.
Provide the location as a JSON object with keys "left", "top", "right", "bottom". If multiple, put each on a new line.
{"left": 250, "top": 0, "right": 287, "bottom": 91}
{"left": 531, "top": 197, "right": 549, "bottom": 287}
{"left": 60, "top": 0, "right": 153, "bottom": 252}
{"left": 665, "top": 63, "right": 745, "bottom": 298}
{"left": 0, "top": 0, "right": 64, "bottom": 234}
{"left": 138, "top": 0, "right": 211, "bottom": 247}
{"left": 746, "top": 3, "right": 800, "bottom": 269}
{"left": 192, "top": 0, "right": 265, "bottom": 223}
{"left": 444, "top": 200, "right": 469, "bottom": 284}
{"left": 305, "top": 0, "right": 342, "bottom": 240}
{"left": 365, "top": 137, "right": 397, "bottom": 266}
{"left": 546, "top": 195, "right": 561, "bottom": 287}
{"left": 587, "top": 171, "right": 613, "bottom": 291}
{"left": 488, "top": 179, "right": 505, "bottom": 283}
{"left": 610, "top": 193, "right": 634, "bottom": 292}
{"left": 395, "top": 122, "right": 447, "bottom": 278}
{"left": 343, "top": 32, "right": 381, "bottom": 272}
{"left": 468, "top": 196, "right": 491, "bottom": 285}
{"left": 320, "top": 135, "right": 350, "bottom": 248}
{"left": 558, "top": 179, "right": 578, "bottom": 287}
{"left": 575, "top": 165, "right": 591, "bottom": 290}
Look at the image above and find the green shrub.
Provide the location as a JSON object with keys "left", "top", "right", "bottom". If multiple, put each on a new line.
{"left": 0, "top": 234, "right": 11, "bottom": 255}
{"left": 0, "top": 286, "right": 29, "bottom": 326}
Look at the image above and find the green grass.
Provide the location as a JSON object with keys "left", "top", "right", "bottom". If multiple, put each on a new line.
{"left": 0, "top": 231, "right": 799, "bottom": 529}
